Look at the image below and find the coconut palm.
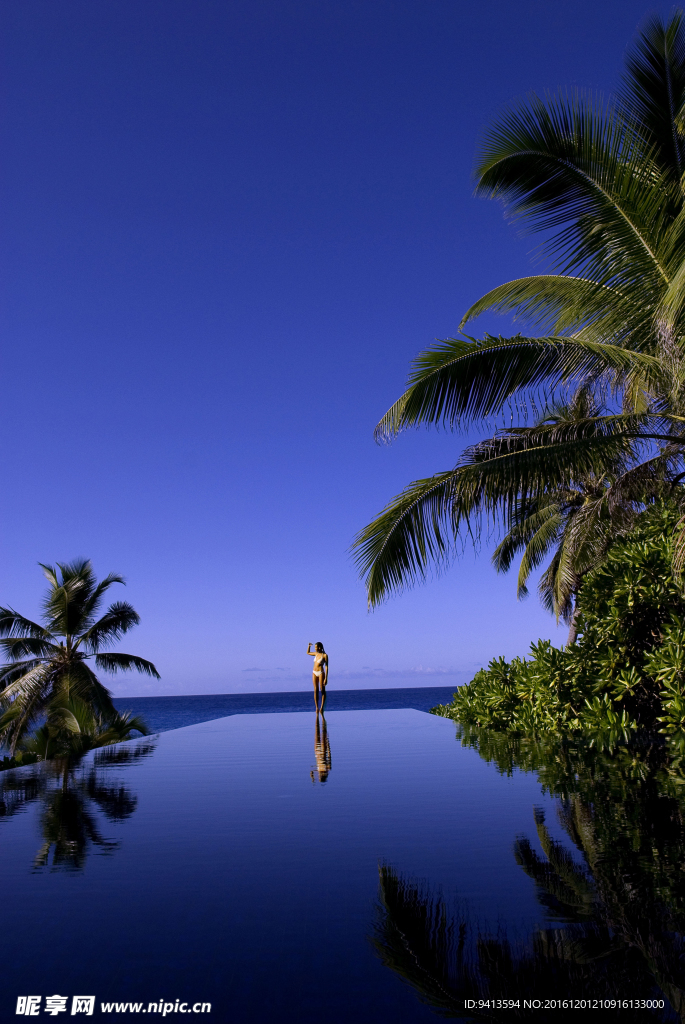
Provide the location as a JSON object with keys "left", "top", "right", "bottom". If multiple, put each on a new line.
{"left": 0, "top": 559, "right": 159, "bottom": 754}
{"left": 354, "top": 12, "right": 685, "bottom": 616}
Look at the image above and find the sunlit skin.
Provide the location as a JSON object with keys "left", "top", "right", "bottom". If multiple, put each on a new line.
{"left": 306, "top": 642, "right": 328, "bottom": 712}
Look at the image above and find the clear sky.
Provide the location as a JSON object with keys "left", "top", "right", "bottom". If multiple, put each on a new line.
{"left": 0, "top": 0, "right": 671, "bottom": 695}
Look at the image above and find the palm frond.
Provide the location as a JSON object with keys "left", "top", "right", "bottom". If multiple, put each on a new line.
{"left": 80, "top": 572, "right": 126, "bottom": 622}
{"left": 353, "top": 472, "right": 462, "bottom": 607}
{"left": 0, "top": 658, "right": 46, "bottom": 687}
{"left": 515, "top": 510, "right": 566, "bottom": 599}
{"left": 356, "top": 425, "right": 640, "bottom": 606}
{"left": 50, "top": 706, "right": 84, "bottom": 735}
{"left": 545, "top": 532, "right": 583, "bottom": 622}
{"left": 40, "top": 559, "right": 96, "bottom": 637}
{"left": 656, "top": 258, "right": 685, "bottom": 329}
{"left": 460, "top": 429, "right": 640, "bottom": 499}
{"left": 374, "top": 336, "right": 662, "bottom": 442}
{"left": 459, "top": 276, "right": 652, "bottom": 348}
{"left": 1, "top": 661, "right": 54, "bottom": 702}
{"left": 49, "top": 662, "right": 117, "bottom": 721}
{"left": 95, "top": 653, "right": 160, "bottom": 678}
{"left": 604, "top": 448, "right": 676, "bottom": 510}
{"left": 0, "top": 636, "right": 60, "bottom": 662}
{"left": 475, "top": 90, "right": 673, "bottom": 291}
{"left": 77, "top": 602, "right": 141, "bottom": 653}
{"left": 0, "top": 608, "right": 52, "bottom": 640}
{"left": 0, "top": 663, "right": 55, "bottom": 753}
{"left": 620, "top": 11, "right": 685, "bottom": 181}
{"left": 492, "top": 501, "right": 565, "bottom": 574}
{"left": 97, "top": 712, "right": 151, "bottom": 743}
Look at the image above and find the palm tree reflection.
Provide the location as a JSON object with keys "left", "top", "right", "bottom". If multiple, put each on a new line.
{"left": 374, "top": 728, "right": 685, "bottom": 1021}
{"left": 0, "top": 741, "right": 155, "bottom": 870}
{"left": 310, "top": 712, "right": 331, "bottom": 784}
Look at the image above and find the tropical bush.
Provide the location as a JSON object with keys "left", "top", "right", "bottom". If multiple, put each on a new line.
{"left": 19, "top": 695, "right": 150, "bottom": 761}
{"left": 432, "top": 503, "right": 685, "bottom": 734}
{"left": 0, "top": 751, "right": 40, "bottom": 773}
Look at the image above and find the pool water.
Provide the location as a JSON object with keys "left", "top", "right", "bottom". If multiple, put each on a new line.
{"left": 1, "top": 710, "right": 682, "bottom": 1022}
{"left": 110, "top": 686, "right": 463, "bottom": 733}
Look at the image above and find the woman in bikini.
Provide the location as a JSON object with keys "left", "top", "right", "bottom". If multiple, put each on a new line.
{"left": 306, "top": 642, "right": 328, "bottom": 712}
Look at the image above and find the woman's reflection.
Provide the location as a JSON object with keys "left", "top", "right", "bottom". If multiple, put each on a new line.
{"left": 310, "top": 712, "right": 332, "bottom": 784}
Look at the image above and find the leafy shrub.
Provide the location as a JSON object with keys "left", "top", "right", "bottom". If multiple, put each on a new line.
{"left": 432, "top": 503, "right": 685, "bottom": 734}
{"left": 0, "top": 751, "right": 40, "bottom": 772}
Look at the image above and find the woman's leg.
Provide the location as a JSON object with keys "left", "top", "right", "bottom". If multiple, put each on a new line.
{"left": 313, "top": 672, "right": 325, "bottom": 710}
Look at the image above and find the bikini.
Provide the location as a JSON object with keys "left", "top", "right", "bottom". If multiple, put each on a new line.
{"left": 313, "top": 657, "right": 326, "bottom": 680}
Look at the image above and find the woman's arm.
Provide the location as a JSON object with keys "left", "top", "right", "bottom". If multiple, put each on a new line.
{"left": 306, "top": 643, "right": 315, "bottom": 656}
{"left": 323, "top": 654, "right": 329, "bottom": 682}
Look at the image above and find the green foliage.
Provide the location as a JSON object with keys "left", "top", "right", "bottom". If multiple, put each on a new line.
{"left": 432, "top": 504, "right": 685, "bottom": 733}
{"left": 0, "top": 751, "right": 40, "bottom": 772}
{"left": 0, "top": 559, "right": 157, "bottom": 753}
{"left": 18, "top": 695, "right": 151, "bottom": 761}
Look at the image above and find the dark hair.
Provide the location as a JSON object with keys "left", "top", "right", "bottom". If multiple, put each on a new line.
{"left": 315, "top": 642, "right": 325, "bottom": 652}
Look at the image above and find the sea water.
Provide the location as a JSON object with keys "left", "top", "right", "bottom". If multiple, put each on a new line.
{"left": 111, "top": 685, "right": 459, "bottom": 733}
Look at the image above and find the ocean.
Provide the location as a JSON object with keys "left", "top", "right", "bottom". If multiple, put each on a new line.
{"left": 112, "top": 685, "right": 458, "bottom": 733}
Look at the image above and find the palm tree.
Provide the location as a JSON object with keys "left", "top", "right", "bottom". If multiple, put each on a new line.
{"left": 354, "top": 12, "right": 685, "bottom": 620}
{"left": 0, "top": 559, "right": 159, "bottom": 754}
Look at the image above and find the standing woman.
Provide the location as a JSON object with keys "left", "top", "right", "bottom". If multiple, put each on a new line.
{"left": 306, "top": 642, "right": 328, "bottom": 712}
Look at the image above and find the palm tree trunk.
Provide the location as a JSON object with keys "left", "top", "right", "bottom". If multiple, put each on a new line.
{"left": 567, "top": 598, "right": 581, "bottom": 646}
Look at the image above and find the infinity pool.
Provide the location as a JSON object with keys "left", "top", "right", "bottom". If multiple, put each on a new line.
{"left": 2, "top": 710, "right": 677, "bottom": 1022}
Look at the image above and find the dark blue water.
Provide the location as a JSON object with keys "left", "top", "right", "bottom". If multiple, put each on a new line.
{"left": 1, "top": 710, "right": 680, "bottom": 1021}
{"left": 112, "top": 685, "right": 458, "bottom": 734}
{"left": 0, "top": 710, "right": 557, "bottom": 1022}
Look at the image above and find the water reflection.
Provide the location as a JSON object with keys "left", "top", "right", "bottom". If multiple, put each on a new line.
{"left": 374, "top": 727, "right": 685, "bottom": 1022}
{"left": 310, "top": 712, "right": 332, "bottom": 784}
{"left": 0, "top": 741, "right": 155, "bottom": 871}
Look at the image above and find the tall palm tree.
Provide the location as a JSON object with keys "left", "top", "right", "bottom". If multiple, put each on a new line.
{"left": 354, "top": 12, "right": 685, "bottom": 616}
{"left": 0, "top": 559, "right": 159, "bottom": 754}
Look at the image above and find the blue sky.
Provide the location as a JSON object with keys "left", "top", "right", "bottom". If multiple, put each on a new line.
{"left": 0, "top": 0, "right": 671, "bottom": 695}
